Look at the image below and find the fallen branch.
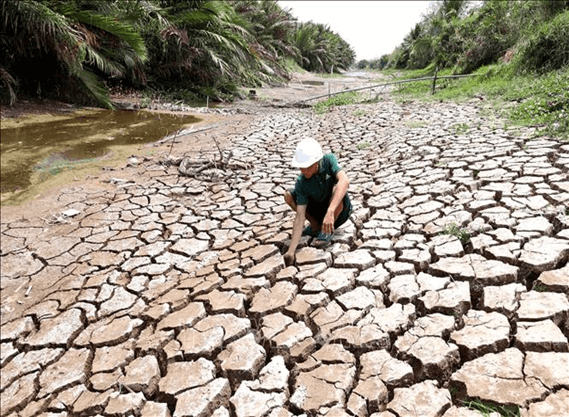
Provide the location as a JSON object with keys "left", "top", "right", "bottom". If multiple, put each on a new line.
{"left": 176, "top": 137, "right": 250, "bottom": 181}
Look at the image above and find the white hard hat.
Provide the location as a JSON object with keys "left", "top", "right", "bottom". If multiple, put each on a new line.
{"left": 291, "top": 138, "right": 323, "bottom": 168}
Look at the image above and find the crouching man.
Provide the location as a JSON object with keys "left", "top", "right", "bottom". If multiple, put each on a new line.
{"left": 283, "top": 138, "right": 352, "bottom": 267}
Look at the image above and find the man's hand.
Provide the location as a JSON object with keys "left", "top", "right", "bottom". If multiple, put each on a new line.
{"left": 322, "top": 210, "right": 335, "bottom": 235}
{"left": 284, "top": 252, "right": 295, "bottom": 267}
{"left": 285, "top": 205, "right": 305, "bottom": 268}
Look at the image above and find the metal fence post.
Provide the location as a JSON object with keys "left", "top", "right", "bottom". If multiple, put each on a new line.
{"left": 432, "top": 66, "right": 439, "bottom": 95}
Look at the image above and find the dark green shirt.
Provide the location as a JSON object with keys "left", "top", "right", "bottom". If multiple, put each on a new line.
{"left": 293, "top": 153, "right": 351, "bottom": 222}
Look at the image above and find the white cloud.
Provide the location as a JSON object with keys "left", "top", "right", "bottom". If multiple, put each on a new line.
{"left": 279, "top": 1, "right": 434, "bottom": 61}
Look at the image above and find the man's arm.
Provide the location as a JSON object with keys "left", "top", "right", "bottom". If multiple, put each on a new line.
{"left": 322, "top": 170, "right": 349, "bottom": 235}
{"left": 284, "top": 204, "right": 307, "bottom": 266}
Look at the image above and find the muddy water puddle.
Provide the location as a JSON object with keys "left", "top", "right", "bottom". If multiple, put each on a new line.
{"left": 1, "top": 109, "right": 200, "bottom": 202}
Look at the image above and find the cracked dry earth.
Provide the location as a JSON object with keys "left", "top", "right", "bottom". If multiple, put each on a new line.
{"left": 1, "top": 94, "right": 569, "bottom": 417}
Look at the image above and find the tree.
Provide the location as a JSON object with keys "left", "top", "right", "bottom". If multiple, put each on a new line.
{"left": 233, "top": 0, "right": 299, "bottom": 81}
{"left": 0, "top": 0, "right": 358, "bottom": 106}
{"left": 293, "top": 21, "right": 355, "bottom": 73}
{"left": 145, "top": 1, "right": 251, "bottom": 95}
{"left": 394, "top": 22, "right": 432, "bottom": 69}
{"left": 386, "top": 0, "right": 569, "bottom": 74}
{"left": 0, "top": 0, "right": 148, "bottom": 108}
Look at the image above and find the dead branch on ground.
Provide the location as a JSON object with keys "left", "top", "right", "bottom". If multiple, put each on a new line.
{"left": 168, "top": 136, "right": 251, "bottom": 182}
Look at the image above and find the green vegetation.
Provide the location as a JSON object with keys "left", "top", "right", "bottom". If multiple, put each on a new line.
{"left": 533, "top": 284, "right": 549, "bottom": 292}
{"left": 357, "top": 55, "right": 390, "bottom": 71}
{"left": 462, "top": 398, "right": 520, "bottom": 417}
{"left": 441, "top": 223, "right": 471, "bottom": 243}
{"left": 313, "top": 92, "right": 361, "bottom": 115}
{"left": 293, "top": 21, "right": 354, "bottom": 74}
{"left": 0, "top": 0, "right": 355, "bottom": 108}
{"left": 356, "top": 141, "right": 371, "bottom": 150}
{"left": 354, "top": 1, "right": 569, "bottom": 139}
{"left": 451, "top": 123, "right": 470, "bottom": 135}
{"left": 391, "top": 66, "right": 569, "bottom": 139}
{"left": 352, "top": 109, "right": 367, "bottom": 117}
{"left": 360, "top": 1, "right": 569, "bottom": 74}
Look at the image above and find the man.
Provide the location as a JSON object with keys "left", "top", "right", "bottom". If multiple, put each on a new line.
{"left": 283, "top": 138, "right": 352, "bottom": 266}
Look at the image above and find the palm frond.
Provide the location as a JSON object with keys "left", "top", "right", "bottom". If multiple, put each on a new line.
{"left": 2, "top": 0, "right": 83, "bottom": 65}
{"left": 82, "top": 44, "right": 124, "bottom": 77}
{"left": 206, "top": 49, "right": 232, "bottom": 76}
{"left": 67, "top": 9, "right": 148, "bottom": 61}
{"left": 75, "top": 67, "right": 114, "bottom": 109}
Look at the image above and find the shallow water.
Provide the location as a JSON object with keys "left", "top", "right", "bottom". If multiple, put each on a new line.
{"left": 0, "top": 109, "right": 200, "bottom": 195}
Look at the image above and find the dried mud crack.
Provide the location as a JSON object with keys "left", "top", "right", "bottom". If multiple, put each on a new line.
{"left": 1, "top": 92, "right": 569, "bottom": 417}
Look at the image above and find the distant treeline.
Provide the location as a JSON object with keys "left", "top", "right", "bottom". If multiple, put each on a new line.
{"left": 357, "top": 0, "right": 569, "bottom": 75}
{"left": 0, "top": 0, "right": 355, "bottom": 108}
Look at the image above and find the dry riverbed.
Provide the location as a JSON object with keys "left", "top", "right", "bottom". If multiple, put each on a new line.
{"left": 1, "top": 73, "right": 568, "bottom": 417}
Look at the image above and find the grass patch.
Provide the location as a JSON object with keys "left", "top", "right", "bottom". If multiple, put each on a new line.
{"left": 356, "top": 141, "right": 371, "bottom": 150}
{"left": 440, "top": 223, "right": 471, "bottom": 243}
{"left": 352, "top": 109, "right": 367, "bottom": 117}
{"left": 462, "top": 398, "right": 520, "bottom": 417}
{"left": 313, "top": 92, "right": 362, "bottom": 115}
{"left": 533, "top": 284, "right": 549, "bottom": 292}
{"left": 387, "top": 64, "right": 569, "bottom": 139}
{"left": 451, "top": 122, "right": 470, "bottom": 135}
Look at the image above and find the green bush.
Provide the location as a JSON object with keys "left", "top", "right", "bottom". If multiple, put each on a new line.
{"left": 513, "top": 10, "right": 569, "bottom": 73}
{"left": 454, "top": 1, "right": 520, "bottom": 74}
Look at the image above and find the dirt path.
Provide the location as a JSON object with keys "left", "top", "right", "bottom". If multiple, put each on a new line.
{"left": 1, "top": 74, "right": 568, "bottom": 417}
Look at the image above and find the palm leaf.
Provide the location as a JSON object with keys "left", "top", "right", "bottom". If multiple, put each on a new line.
{"left": 75, "top": 67, "right": 114, "bottom": 109}
{"left": 65, "top": 8, "right": 148, "bottom": 61}
{"left": 82, "top": 44, "right": 124, "bottom": 77}
{"left": 1, "top": 0, "right": 83, "bottom": 65}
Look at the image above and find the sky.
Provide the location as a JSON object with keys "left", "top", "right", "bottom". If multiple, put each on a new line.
{"left": 279, "top": 1, "right": 434, "bottom": 61}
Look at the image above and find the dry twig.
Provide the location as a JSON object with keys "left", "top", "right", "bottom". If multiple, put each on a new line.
{"left": 176, "top": 136, "right": 248, "bottom": 181}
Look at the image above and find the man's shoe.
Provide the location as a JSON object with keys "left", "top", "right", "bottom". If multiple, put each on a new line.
{"left": 302, "top": 226, "right": 318, "bottom": 237}
{"left": 316, "top": 232, "right": 333, "bottom": 242}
